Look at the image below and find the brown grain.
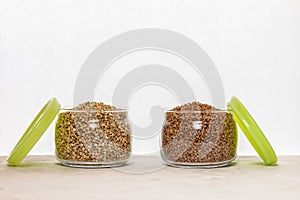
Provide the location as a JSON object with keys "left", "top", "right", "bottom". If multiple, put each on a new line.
{"left": 161, "top": 102, "right": 237, "bottom": 165}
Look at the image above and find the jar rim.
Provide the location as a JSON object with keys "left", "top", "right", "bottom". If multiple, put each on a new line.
{"left": 165, "top": 109, "right": 228, "bottom": 113}
{"left": 60, "top": 108, "right": 127, "bottom": 113}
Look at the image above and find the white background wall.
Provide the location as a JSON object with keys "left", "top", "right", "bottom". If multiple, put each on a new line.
{"left": 0, "top": 0, "right": 299, "bottom": 156}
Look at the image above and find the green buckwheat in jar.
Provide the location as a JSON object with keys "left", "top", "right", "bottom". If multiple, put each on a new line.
{"left": 6, "top": 98, "right": 132, "bottom": 168}
{"left": 55, "top": 102, "right": 132, "bottom": 168}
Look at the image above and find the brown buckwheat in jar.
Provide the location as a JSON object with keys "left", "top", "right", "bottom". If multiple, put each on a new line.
{"left": 161, "top": 102, "right": 237, "bottom": 168}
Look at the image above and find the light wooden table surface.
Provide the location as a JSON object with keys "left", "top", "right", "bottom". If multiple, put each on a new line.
{"left": 0, "top": 156, "right": 299, "bottom": 200}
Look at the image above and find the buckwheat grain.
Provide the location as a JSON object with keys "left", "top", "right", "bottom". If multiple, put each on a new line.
{"left": 161, "top": 102, "right": 237, "bottom": 164}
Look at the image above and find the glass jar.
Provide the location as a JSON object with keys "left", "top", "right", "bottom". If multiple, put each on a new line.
{"left": 160, "top": 109, "right": 237, "bottom": 168}
{"left": 55, "top": 108, "right": 132, "bottom": 168}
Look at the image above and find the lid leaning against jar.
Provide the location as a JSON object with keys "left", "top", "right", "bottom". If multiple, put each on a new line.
{"left": 228, "top": 96, "right": 277, "bottom": 165}
{"left": 7, "top": 98, "right": 61, "bottom": 165}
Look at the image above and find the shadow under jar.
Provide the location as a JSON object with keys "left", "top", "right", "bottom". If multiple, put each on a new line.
{"left": 161, "top": 108, "right": 237, "bottom": 168}
{"left": 55, "top": 108, "right": 131, "bottom": 168}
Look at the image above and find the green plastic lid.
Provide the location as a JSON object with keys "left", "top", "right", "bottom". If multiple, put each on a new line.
{"left": 7, "top": 98, "right": 61, "bottom": 165}
{"left": 228, "top": 96, "right": 277, "bottom": 165}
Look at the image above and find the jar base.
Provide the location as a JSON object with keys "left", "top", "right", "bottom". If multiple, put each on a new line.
{"left": 163, "top": 156, "right": 236, "bottom": 169}
{"left": 56, "top": 158, "right": 129, "bottom": 168}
